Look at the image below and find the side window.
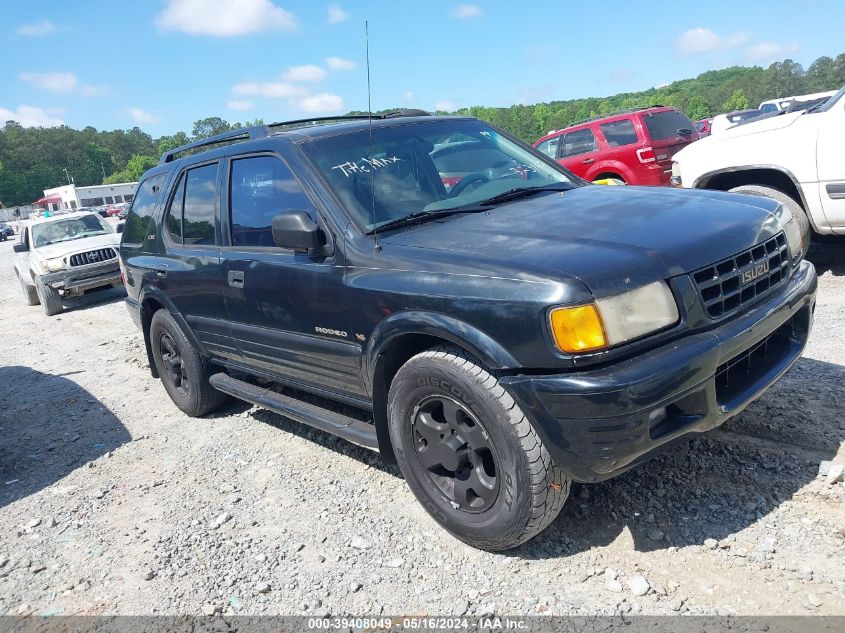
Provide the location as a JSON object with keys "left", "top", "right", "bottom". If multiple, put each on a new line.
{"left": 599, "top": 120, "right": 638, "bottom": 147}
{"left": 122, "top": 174, "right": 165, "bottom": 245}
{"left": 535, "top": 137, "right": 559, "bottom": 159}
{"left": 183, "top": 164, "right": 218, "bottom": 245}
{"left": 165, "top": 175, "right": 185, "bottom": 243}
{"left": 229, "top": 155, "right": 317, "bottom": 248}
{"left": 562, "top": 129, "right": 596, "bottom": 157}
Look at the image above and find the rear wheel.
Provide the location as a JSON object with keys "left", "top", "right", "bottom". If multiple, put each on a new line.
{"left": 35, "top": 280, "right": 63, "bottom": 316}
{"left": 387, "top": 346, "right": 569, "bottom": 551}
{"left": 149, "top": 310, "right": 228, "bottom": 417}
{"left": 729, "top": 185, "right": 811, "bottom": 256}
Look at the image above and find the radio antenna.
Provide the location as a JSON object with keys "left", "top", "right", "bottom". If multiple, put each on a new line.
{"left": 365, "top": 20, "right": 380, "bottom": 252}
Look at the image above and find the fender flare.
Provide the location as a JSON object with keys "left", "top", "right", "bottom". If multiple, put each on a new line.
{"left": 137, "top": 286, "right": 206, "bottom": 378}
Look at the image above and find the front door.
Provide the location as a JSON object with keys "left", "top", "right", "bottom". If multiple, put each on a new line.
{"left": 816, "top": 101, "right": 845, "bottom": 231}
{"left": 558, "top": 127, "right": 599, "bottom": 180}
{"left": 219, "top": 152, "right": 366, "bottom": 400}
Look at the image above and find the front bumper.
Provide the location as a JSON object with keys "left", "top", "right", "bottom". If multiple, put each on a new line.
{"left": 39, "top": 261, "right": 121, "bottom": 293}
{"left": 500, "top": 260, "right": 817, "bottom": 483}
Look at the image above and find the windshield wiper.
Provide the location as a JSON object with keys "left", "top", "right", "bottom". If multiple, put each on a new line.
{"left": 367, "top": 208, "right": 488, "bottom": 234}
{"left": 475, "top": 183, "right": 572, "bottom": 206}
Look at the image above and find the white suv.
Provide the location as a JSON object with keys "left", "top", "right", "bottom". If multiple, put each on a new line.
{"left": 672, "top": 85, "right": 845, "bottom": 248}
{"left": 13, "top": 211, "right": 123, "bottom": 316}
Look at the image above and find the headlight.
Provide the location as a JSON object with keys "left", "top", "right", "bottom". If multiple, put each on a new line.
{"left": 670, "top": 162, "right": 682, "bottom": 187}
{"left": 549, "top": 281, "right": 679, "bottom": 353}
{"left": 43, "top": 258, "right": 66, "bottom": 272}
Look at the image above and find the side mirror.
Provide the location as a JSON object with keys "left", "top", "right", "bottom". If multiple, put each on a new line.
{"left": 272, "top": 210, "right": 324, "bottom": 252}
{"left": 115, "top": 223, "right": 125, "bottom": 234}
{"left": 13, "top": 242, "right": 28, "bottom": 253}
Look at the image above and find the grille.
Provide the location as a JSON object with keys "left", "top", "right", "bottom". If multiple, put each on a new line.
{"left": 69, "top": 248, "right": 117, "bottom": 267}
{"left": 692, "top": 233, "right": 789, "bottom": 319}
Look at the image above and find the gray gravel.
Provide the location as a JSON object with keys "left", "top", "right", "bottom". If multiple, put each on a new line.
{"left": 1, "top": 239, "right": 844, "bottom": 616}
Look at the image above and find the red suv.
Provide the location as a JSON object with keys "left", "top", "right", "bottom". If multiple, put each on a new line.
{"left": 532, "top": 106, "right": 699, "bottom": 186}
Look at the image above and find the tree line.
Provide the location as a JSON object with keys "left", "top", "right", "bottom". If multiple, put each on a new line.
{"left": 1, "top": 54, "right": 843, "bottom": 207}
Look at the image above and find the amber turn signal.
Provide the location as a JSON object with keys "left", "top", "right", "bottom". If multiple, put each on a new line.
{"left": 549, "top": 304, "right": 608, "bottom": 353}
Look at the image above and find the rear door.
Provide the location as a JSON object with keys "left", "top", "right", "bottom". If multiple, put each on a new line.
{"left": 219, "top": 150, "right": 367, "bottom": 400}
{"left": 156, "top": 161, "right": 239, "bottom": 360}
{"left": 557, "top": 127, "right": 599, "bottom": 179}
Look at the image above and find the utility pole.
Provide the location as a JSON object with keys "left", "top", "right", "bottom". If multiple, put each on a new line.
{"left": 101, "top": 161, "right": 107, "bottom": 180}
{"left": 62, "top": 168, "right": 71, "bottom": 185}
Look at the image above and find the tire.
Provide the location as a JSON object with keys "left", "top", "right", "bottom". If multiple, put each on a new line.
{"left": 149, "top": 309, "right": 228, "bottom": 417}
{"left": 35, "top": 279, "right": 63, "bottom": 316}
{"left": 18, "top": 274, "right": 40, "bottom": 306}
{"left": 387, "top": 346, "right": 569, "bottom": 551}
{"left": 729, "top": 185, "right": 811, "bottom": 256}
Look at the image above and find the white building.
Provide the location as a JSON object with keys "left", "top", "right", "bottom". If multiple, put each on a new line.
{"left": 37, "top": 182, "right": 138, "bottom": 212}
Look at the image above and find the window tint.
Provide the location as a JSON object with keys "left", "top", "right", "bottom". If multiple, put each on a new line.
{"left": 183, "top": 164, "right": 217, "bottom": 245}
{"left": 600, "top": 120, "right": 638, "bottom": 147}
{"left": 642, "top": 110, "right": 695, "bottom": 140}
{"left": 535, "top": 137, "right": 559, "bottom": 158}
{"left": 229, "top": 156, "right": 316, "bottom": 248}
{"left": 165, "top": 174, "right": 185, "bottom": 242}
{"left": 562, "top": 129, "right": 596, "bottom": 157}
{"left": 122, "top": 174, "right": 165, "bottom": 245}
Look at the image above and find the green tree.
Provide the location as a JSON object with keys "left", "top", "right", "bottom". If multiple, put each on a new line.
{"left": 722, "top": 89, "right": 751, "bottom": 112}
{"left": 103, "top": 154, "right": 157, "bottom": 184}
{"left": 191, "top": 117, "right": 232, "bottom": 140}
{"left": 686, "top": 95, "right": 711, "bottom": 121}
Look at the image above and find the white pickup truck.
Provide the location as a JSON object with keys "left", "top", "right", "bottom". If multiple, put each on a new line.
{"left": 13, "top": 211, "right": 123, "bottom": 316}
{"left": 672, "top": 85, "right": 845, "bottom": 247}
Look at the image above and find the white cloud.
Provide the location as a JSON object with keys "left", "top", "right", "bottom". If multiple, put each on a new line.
{"left": 80, "top": 84, "right": 111, "bottom": 97}
{"left": 675, "top": 27, "right": 749, "bottom": 55}
{"left": 17, "top": 20, "right": 59, "bottom": 36}
{"left": 156, "top": 0, "right": 297, "bottom": 36}
{"left": 327, "top": 3, "right": 349, "bottom": 24}
{"left": 128, "top": 108, "right": 160, "bottom": 125}
{"left": 403, "top": 91, "right": 416, "bottom": 104}
{"left": 435, "top": 100, "right": 457, "bottom": 112}
{"left": 746, "top": 42, "right": 800, "bottom": 63}
{"left": 297, "top": 93, "right": 343, "bottom": 113}
{"left": 325, "top": 56, "right": 356, "bottom": 71}
{"left": 0, "top": 105, "right": 64, "bottom": 127}
{"left": 228, "top": 100, "right": 254, "bottom": 111}
{"left": 282, "top": 64, "right": 326, "bottom": 83}
{"left": 450, "top": 4, "right": 482, "bottom": 19}
{"left": 232, "top": 81, "right": 307, "bottom": 97}
{"left": 20, "top": 72, "right": 77, "bottom": 92}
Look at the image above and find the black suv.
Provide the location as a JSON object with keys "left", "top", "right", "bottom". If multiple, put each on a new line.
{"left": 120, "top": 113, "right": 817, "bottom": 551}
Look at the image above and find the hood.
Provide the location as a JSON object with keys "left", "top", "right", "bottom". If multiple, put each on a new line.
{"left": 381, "top": 185, "right": 782, "bottom": 297}
{"left": 711, "top": 110, "right": 804, "bottom": 140}
{"left": 34, "top": 232, "right": 121, "bottom": 261}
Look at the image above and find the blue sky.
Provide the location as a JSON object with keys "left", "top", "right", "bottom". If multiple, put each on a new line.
{"left": 2, "top": 0, "right": 843, "bottom": 137}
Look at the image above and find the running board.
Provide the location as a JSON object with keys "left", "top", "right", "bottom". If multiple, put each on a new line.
{"left": 209, "top": 373, "right": 379, "bottom": 451}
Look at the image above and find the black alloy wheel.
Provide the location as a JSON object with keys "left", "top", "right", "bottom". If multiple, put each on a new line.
{"left": 412, "top": 394, "right": 499, "bottom": 512}
{"left": 159, "top": 332, "right": 189, "bottom": 397}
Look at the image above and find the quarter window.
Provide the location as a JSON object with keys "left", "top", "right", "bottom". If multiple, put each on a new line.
{"left": 164, "top": 164, "right": 218, "bottom": 246}
{"left": 122, "top": 174, "right": 165, "bottom": 245}
{"left": 600, "top": 120, "right": 638, "bottom": 147}
{"left": 165, "top": 175, "right": 185, "bottom": 242}
{"left": 561, "top": 129, "right": 596, "bottom": 157}
{"left": 229, "top": 155, "right": 317, "bottom": 248}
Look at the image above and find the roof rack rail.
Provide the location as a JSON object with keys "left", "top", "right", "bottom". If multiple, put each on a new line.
{"left": 565, "top": 105, "right": 668, "bottom": 129}
{"left": 158, "top": 125, "right": 271, "bottom": 165}
{"left": 158, "top": 110, "right": 433, "bottom": 165}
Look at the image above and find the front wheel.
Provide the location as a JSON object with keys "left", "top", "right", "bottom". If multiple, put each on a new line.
{"left": 35, "top": 280, "right": 63, "bottom": 316}
{"left": 149, "top": 310, "right": 228, "bottom": 417}
{"left": 387, "top": 346, "right": 569, "bottom": 551}
{"left": 18, "top": 273, "right": 40, "bottom": 306}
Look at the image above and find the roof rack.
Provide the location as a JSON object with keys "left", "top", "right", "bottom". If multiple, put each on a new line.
{"left": 158, "top": 110, "right": 432, "bottom": 165}
{"left": 565, "top": 105, "right": 667, "bottom": 129}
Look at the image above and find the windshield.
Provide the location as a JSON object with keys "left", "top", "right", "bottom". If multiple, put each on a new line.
{"left": 300, "top": 119, "right": 576, "bottom": 231}
{"left": 31, "top": 214, "right": 109, "bottom": 247}
{"left": 815, "top": 84, "right": 845, "bottom": 113}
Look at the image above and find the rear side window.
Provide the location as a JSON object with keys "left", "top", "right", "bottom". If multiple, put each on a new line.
{"left": 535, "top": 137, "right": 559, "bottom": 158}
{"left": 165, "top": 163, "right": 218, "bottom": 246}
{"left": 600, "top": 120, "right": 638, "bottom": 147}
{"left": 642, "top": 110, "right": 695, "bottom": 140}
{"left": 122, "top": 174, "right": 165, "bottom": 245}
{"left": 229, "top": 155, "right": 317, "bottom": 248}
{"left": 561, "top": 129, "right": 596, "bottom": 157}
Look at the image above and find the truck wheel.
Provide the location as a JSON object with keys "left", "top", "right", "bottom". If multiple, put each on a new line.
{"left": 729, "top": 185, "right": 811, "bottom": 256}
{"left": 35, "top": 280, "right": 63, "bottom": 316}
{"left": 149, "top": 309, "right": 227, "bottom": 417}
{"left": 18, "top": 274, "right": 40, "bottom": 306}
{"left": 387, "top": 346, "right": 569, "bottom": 551}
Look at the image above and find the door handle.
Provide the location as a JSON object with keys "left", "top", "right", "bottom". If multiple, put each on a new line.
{"left": 228, "top": 270, "right": 245, "bottom": 288}
{"left": 582, "top": 158, "right": 595, "bottom": 164}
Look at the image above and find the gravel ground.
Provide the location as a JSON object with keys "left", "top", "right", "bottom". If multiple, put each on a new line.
{"left": 0, "top": 238, "right": 844, "bottom": 618}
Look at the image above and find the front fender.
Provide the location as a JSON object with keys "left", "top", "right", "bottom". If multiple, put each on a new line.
{"left": 364, "top": 311, "right": 519, "bottom": 387}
